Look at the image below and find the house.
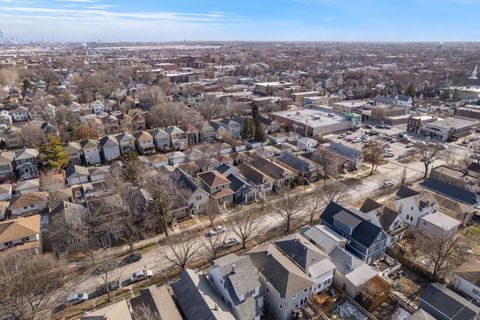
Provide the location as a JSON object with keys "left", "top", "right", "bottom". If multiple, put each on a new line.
{"left": 467, "top": 162, "right": 480, "bottom": 179}
{"left": 218, "top": 118, "right": 242, "bottom": 138}
{"left": 66, "top": 165, "right": 89, "bottom": 186}
{"left": 319, "top": 202, "right": 387, "bottom": 264}
{"left": 0, "top": 151, "right": 15, "bottom": 182}
{"left": 248, "top": 242, "right": 314, "bottom": 320}
{"left": 297, "top": 137, "right": 318, "bottom": 150}
{"left": 268, "top": 133, "right": 288, "bottom": 144}
{"left": 115, "top": 132, "right": 135, "bottom": 155}
{"left": 299, "top": 225, "right": 378, "bottom": 298}
{"left": 171, "top": 168, "right": 209, "bottom": 216}
{"left": 88, "top": 166, "right": 109, "bottom": 182}
{"left": 250, "top": 157, "right": 295, "bottom": 190}
{"left": 0, "top": 214, "right": 41, "bottom": 253}
{"left": 392, "top": 186, "right": 436, "bottom": 227}
{"left": 165, "top": 126, "right": 188, "bottom": 150}
{"left": 275, "top": 153, "right": 319, "bottom": 182}
{"left": 127, "top": 108, "right": 146, "bottom": 130}
{"left": 80, "top": 139, "right": 101, "bottom": 166}
{"left": 9, "top": 192, "right": 48, "bottom": 216}
{"left": 147, "top": 154, "right": 168, "bottom": 169}
{"left": 227, "top": 174, "right": 257, "bottom": 204}
{"left": 81, "top": 300, "right": 132, "bottom": 320}
{"left": 65, "top": 142, "right": 82, "bottom": 165}
{"left": 11, "top": 106, "right": 29, "bottom": 122}
{"left": 2, "top": 126, "right": 24, "bottom": 149}
{"left": 237, "top": 163, "right": 274, "bottom": 195}
{"left": 0, "top": 109, "right": 12, "bottom": 126}
{"left": 171, "top": 269, "right": 235, "bottom": 320}
{"left": 130, "top": 285, "right": 182, "bottom": 320}
{"left": 418, "top": 212, "right": 461, "bottom": 237}
{"left": 166, "top": 151, "right": 187, "bottom": 165}
{"left": 419, "top": 283, "right": 480, "bottom": 320}
{"left": 208, "top": 254, "right": 264, "bottom": 320}
{"left": 14, "top": 148, "right": 39, "bottom": 180}
{"left": 0, "top": 200, "right": 7, "bottom": 220}
{"left": 99, "top": 135, "right": 121, "bottom": 163}
{"left": 359, "top": 198, "right": 407, "bottom": 247}
{"left": 133, "top": 130, "right": 155, "bottom": 155}
{"left": 15, "top": 178, "right": 40, "bottom": 195}
{"left": 453, "top": 259, "right": 480, "bottom": 303}
{"left": 421, "top": 178, "right": 478, "bottom": 208}
{"left": 0, "top": 183, "right": 12, "bottom": 201}
{"left": 149, "top": 128, "right": 171, "bottom": 151}
{"left": 196, "top": 122, "right": 216, "bottom": 142}
{"left": 197, "top": 171, "right": 234, "bottom": 207}
{"left": 325, "top": 140, "right": 363, "bottom": 169}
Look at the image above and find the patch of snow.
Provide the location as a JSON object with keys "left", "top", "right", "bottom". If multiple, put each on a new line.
{"left": 330, "top": 300, "right": 368, "bottom": 320}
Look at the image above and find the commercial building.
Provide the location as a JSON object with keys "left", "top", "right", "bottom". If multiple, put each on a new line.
{"left": 419, "top": 117, "right": 477, "bottom": 141}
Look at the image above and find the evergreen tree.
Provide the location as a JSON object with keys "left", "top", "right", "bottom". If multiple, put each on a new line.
{"left": 405, "top": 84, "right": 416, "bottom": 102}
{"left": 39, "top": 135, "right": 69, "bottom": 169}
{"left": 254, "top": 122, "right": 267, "bottom": 142}
{"left": 241, "top": 117, "right": 256, "bottom": 140}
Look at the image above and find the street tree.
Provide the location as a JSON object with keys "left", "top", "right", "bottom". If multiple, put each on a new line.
{"left": 0, "top": 251, "right": 66, "bottom": 320}
{"left": 363, "top": 139, "right": 386, "bottom": 175}
{"left": 203, "top": 232, "right": 228, "bottom": 260}
{"left": 304, "top": 188, "right": 325, "bottom": 225}
{"left": 165, "top": 235, "right": 201, "bottom": 269}
{"left": 318, "top": 183, "right": 348, "bottom": 207}
{"left": 311, "top": 147, "right": 338, "bottom": 186}
{"left": 273, "top": 190, "right": 305, "bottom": 232}
{"left": 416, "top": 140, "right": 446, "bottom": 178}
{"left": 94, "top": 257, "right": 122, "bottom": 302}
{"left": 230, "top": 209, "right": 262, "bottom": 249}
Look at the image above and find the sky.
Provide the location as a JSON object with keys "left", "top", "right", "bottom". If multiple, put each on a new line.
{"left": 0, "top": 0, "right": 479, "bottom": 42}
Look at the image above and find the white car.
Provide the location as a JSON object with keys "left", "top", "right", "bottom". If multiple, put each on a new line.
{"left": 208, "top": 225, "right": 226, "bottom": 236}
{"left": 129, "top": 270, "right": 153, "bottom": 283}
{"left": 65, "top": 293, "right": 89, "bottom": 304}
{"left": 222, "top": 237, "right": 239, "bottom": 248}
{"left": 384, "top": 151, "right": 395, "bottom": 157}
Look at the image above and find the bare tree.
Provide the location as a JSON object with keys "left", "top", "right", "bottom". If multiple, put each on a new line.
{"left": 143, "top": 173, "right": 178, "bottom": 238}
{"left": 0, "top": 251, "right": 66, "bottom": 320}
{"left": 0, "top": 66, "right": 18, "bottom": 90}
{"left": 196, "top": 95, "right": 223, "bottom": 121}
{"left": 304, "top": 188, "right": 325, "bottom": 225}
{"left": 273, "top": 190, "right": 305, "bottom": 232}
{"left": 363, "top": 139, "right": 386, "bottom": 175}
{"left": 165, "top": 235, "right": 201, "bottom": 269}
{"left": 203, "top": 232, "right": 228, "bottom": 260}
{"left": 399, "top": 167, "right": 408, "bottom": 186}
{"left": 94, "top": 257, "right": 122, "bottom": 302}
{"left": 21, "top": 124, "right": 45, "bottom": 147}
{"left": 146, "top": 102, "right": 202, "bottom": 128}
{"left": 311, "top": 147, "right": 338, "bottom": 186}
{"left": 230, "top": 209, "right": 262, "bottom": 249}
{"left": 206, "top": 197, "right": 221, "bottom": 227}
{"left": 414, "top": 230, "right": 463, "bottom": 281}
{"left": 416, "top": 140, "right": 446, "bottom": 178}
{"left": 318, "top": 183, "right": 348, "bottom": 207}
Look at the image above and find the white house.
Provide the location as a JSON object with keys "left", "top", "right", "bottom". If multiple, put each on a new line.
{"left": 0, "top": 214, "right": 41, "bottom": 253}
{"left": 453, "top": 259, "right": 480, "bottom": 303}
{"left": 0, "top": 183, "right": 12, "bottom": 201}
{"left": 166, "top": 151, "right": 186, "bottom": 165}
{"left": 80, "top": 139, "right": 101, "bottom": 166}
{"left": 392, "top": 186, "right": 436, "bottom": 227}
{"left": 11, "top": 106, "right": 29, "bottom": 122}
{"left": 9, "top": 192, "right": 48, "bottom": 216}
{"left": 99, "top": 135, "right": 120, "bottom": 163}
{"left": 149, "top": 128, "right": 171, "bottom": 151}
{"left": 66, "top": 165, "right": 89, "bottom": 186}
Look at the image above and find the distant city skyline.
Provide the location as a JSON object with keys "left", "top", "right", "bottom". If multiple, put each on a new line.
{"left": 0, "top": 0, "right": 479, "bottom": 42}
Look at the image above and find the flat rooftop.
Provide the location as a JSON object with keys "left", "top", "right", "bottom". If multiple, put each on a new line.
{"left": 272, "top": 107, "right": 348, "bottom": 128}
{"left": 426, "top": 117, "right": 477, "bottom": 129}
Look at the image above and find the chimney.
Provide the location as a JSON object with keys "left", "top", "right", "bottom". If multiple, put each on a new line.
{"left": 231, "top": 264, "right": 236, "bottom": 274}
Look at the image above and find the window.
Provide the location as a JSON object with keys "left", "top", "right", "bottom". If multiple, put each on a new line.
{"left": 473, "top": 288, "right": 479, "bottom": 296}
{"left": 279, "top": 304, "right": 283, "bottom": 309}
{"left": 291, "top": 294, "right": 297, "bottom": 300}
{"left": 406, "top": 214, "right": 410, "bottom": 220}
{"left": 196, "top": 195, "right": 202, "bottom": 201}
{"left": 410, "top": 206, "right": 414, "bottom": 211}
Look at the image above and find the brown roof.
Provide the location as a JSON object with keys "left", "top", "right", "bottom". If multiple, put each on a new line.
{"left": 455, "top": 259, "right": 480, "bottom": 287}
{"left": 198, "top": 171, "right": 230, "bottom": 187}
{"left": 212, "top": 188, "right": 235, "bottom": 199}
{"left": 9, "top": 192, "right": 48, "bottom": 210}
{"left": 0, "top": 214, "right": 40, "bottom": 243}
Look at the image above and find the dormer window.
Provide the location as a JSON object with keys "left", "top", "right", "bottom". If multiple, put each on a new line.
{"left": 332, "top": 210, "right": 361, "bottom": 236}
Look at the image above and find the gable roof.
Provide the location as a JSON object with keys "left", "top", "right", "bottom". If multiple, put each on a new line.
{"left": 454, "top": 259, "right": 480, "bottom": 287}
{"left": 249, "top": 245, "right": 313, "bottom": 298}
{"left": 420, "top": 178, "right": 478, "bottom": 205}
{"left": 0, "top": 214, "right": 40, "bottom": 243}
{"left": 395, "top": 186, "right": 420, "bottom": 199}
{"left": 250, "top": 157, "right": 293, "bottom": 180}
{"left": 320, "top": 202, "right": 385, "bottom": 248}
{"left": 276, "top": 153, "right": 315, "bottom": 174}
{"left": 237, "top": 163, "right": 272, "bottom": 185}
{"left": 198, "top": 171, "right": 230, "bottom": 188}
{"left": 359, "top": 198, "right": 383, "bottom": 213}
{"left": 9, "top": 192, "right": 48, "bottom": 210}
{"left": 420, "top": 283, "right": 480, "bottom": 320}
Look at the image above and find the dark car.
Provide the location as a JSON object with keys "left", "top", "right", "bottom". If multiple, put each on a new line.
{"left": 119, "top": 252, "right": 142, "bottom": 266}
{"left": 94, "top": 281, "right": 120, "bottom": 297}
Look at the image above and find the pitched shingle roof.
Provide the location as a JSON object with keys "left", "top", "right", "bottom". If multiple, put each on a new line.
{"left": 395, "top": 186, "right": 420, "bottom": 199}
{"left": 198, "top": 171, "right": 230, "bottom": 188}
{"left": 421, "top": 178, "right": 478, "bottom": 205}
{"left": 454, "top": 259, "right": 480, "bottom": 287}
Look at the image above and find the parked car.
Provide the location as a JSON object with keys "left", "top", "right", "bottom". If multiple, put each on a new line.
{"left": 383, "top": 181, "right": 394, "bottom": 188}
{"left": 130, "top": 270, "right": 153, "bottom": 283}
{"left": 208, "top": 225, "right": 226, "bottom": 236}
{"left": 94, "top": 281, "right": 120, "bottom": 297}
{"left": 344, "top": 136, "right": 354, "bottom": 142}
{"left": 405, "top": 143, "right": 414, "bottom": 148}
{"left": 364, "top": 124, "right": 373, "bottom": 129}
{"left": 383, "top": 125, "right": 392, "bottom": 129}
{"left": 119, "top": 252, "right": 142, "bottom": 266}
{"left": 337, "top": 133, "right": 347, "bottom": 139}
{"left": 222, "top": 237, "right": 239, "bottom": 248}
{"left": 384, "top": 151, "right": 395, "bottom": 157}
{"left": 66, "top": 293, "right": 89, "bottom": 304}
{"left": 353, "top": 137, "right": 362, "bottom": 143}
